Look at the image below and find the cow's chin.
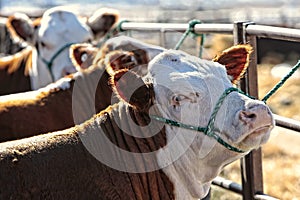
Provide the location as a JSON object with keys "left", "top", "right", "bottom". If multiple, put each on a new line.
{"left": 238, "top": 125, "right": 273, "bottom": 150}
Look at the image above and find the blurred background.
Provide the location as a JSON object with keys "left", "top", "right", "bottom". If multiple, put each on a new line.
{"left": 0, "top": 1, "right": 300, "bottom": 199}
{"left": 0, "top": 0, "right": 300, "bottom": 27}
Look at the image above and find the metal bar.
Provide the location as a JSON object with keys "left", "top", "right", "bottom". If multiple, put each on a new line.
{"left": 274, "top": 114, "right": 300, "bottom": 131}
{"left": 212, "top": 177, "right": 279, "bottom": 200}
{"left": 246, "top": 24, "right": 300, "bottom": 42}
{"left": 120, "top": 22, "right": 233, "bottom": 34}
{"left": 159, "top": 29, "right": 166, "bottom": 47}
{"left": 212, "top": 176, "right": 242, "bottom": 194}
{"left": 234, "top": 21, "right": 265, "bottom": 200}
{"left": 254, "top": 194, "right": 280, "bottom": 200}
{"left": 120, "top": 22, "right": 300, "bottom": 41}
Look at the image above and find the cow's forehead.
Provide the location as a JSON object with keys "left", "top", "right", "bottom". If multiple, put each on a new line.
{"left": 39, "top": 9, "right": 91, "bottom": 41}
{"left": 148, "top": 50, "right": 231, "bottom": 91}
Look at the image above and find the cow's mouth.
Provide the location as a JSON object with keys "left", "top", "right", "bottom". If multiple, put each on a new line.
{"left": 246, "top": 124, "right": 273, "bottom": 139}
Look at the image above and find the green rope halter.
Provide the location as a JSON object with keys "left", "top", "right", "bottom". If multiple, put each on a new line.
{"left": 151, "top": 87, "right": 254, "bottom": 153}
{"left": 39, "top": 42, "right": 75, "bottom": 81}
{"left": 174, "top": 19, "right": 205, "bottom": 58}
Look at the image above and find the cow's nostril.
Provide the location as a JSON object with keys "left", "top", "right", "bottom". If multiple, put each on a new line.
{"left": 239, "top": 111, "right": 257, "bottom": 123}
{"left": 247, "top": 113, "right": 256, "bottom": 119}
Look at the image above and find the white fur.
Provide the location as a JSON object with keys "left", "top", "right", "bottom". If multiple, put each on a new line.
{"left": 42, "top": 77, "right": 72, "bottom": 91}
{"left": 31, "top": 7, "right": 93, "bottom": 90}
{"left": 146, "top": 50, "right": 275, "bottom": 199}
{"left": 104, "top": 35, "right": 165, "bottom": 61}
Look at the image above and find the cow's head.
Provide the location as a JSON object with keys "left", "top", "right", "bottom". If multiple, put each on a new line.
{"left": 70, "top": 36, "right": 165, "bottom": 76}
{"left": 112, "top": 47, "right": 274, "bottom": 199}
{"left": 6, "top": 6, "right": 119, "bottom": 90}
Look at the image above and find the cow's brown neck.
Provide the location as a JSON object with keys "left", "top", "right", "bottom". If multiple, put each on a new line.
{"left": 76, "top": 100, "right": 175, "bottom": 200}
{"left": 0, "top": 99, "right": 175, "bottom": 199}
{"left": 0, "top": 63, "right": 114, "bottom": 142}
{"left": 0, "top": 48, "right": 32, "bottom": 95}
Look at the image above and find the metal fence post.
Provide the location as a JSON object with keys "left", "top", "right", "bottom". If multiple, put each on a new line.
{"left": 234, "top": 21, "right": 264, "bottom": 200}
{"left": 159, "top": 28, "right": 167, "bottom": 47}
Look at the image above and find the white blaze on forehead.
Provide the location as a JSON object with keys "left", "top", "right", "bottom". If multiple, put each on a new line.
{"left": 148, "top": 49, "right": 232, "bottom": 97}
{"left": 39, "top": 9, "right": 92, "bottom": 44}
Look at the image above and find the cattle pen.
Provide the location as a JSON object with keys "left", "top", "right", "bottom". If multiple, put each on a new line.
{"left": 1, "top": 16, "right": 300, "bottom": 199}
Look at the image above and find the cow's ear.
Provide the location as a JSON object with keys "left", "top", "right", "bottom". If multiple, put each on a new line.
{"left": 69, "top": 43, "right": 97, "bottom": 71}
{"left": 104, "top": 51, "right": 137, "bottom": 75}
{"left": 6, "top": 13, "right": 35, "bottom": 44}
{"left": 112, "top": 69, "right": 152, "bottom": 110}
{"left": 87, "top": 8, "right": 119, "bottom": 39}
{"left": 213, "top": 44, "right": 252, "bottom": 84}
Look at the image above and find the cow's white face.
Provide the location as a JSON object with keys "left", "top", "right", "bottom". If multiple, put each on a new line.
{"left": 7, "top": 7, "right": 119, "bottom": 91}
{"left": 147, "top": 50, "right": 275, "bottom": 199}
{"left": 36, "top": 8, "right": 93, "bottom": 86}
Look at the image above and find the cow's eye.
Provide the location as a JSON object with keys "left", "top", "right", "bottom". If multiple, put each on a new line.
{"left": 40, "top": 41, "right": 46, "bottom": 47}
{"left": 172, "top": 95, "right": 186, "bottom": 103}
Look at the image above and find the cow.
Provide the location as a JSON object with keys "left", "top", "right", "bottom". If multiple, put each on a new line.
{"left": 0, "top": 48, "right": 274, "bottom": 199}
{"left": 0, "top": 6, "right": 119, "bottom": 95}
{"left": 0, "top": 50, "right": 136, "bottom": 142}
{"left": 71, "top": 35, "right": 165, "bottom": 75}
{"left": 0, "top": 42, "right": 251, "bottom": 143}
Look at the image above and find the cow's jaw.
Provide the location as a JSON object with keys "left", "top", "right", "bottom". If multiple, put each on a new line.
{"left": 29, "top": 48, "right": 53, "bottom": 90}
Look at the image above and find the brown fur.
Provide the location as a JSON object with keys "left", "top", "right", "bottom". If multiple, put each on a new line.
{"left": 0, "top": 46, "right": 33, "bottom": 95}
{"left": 0, "top": 74, "right": 174, "bottom": 199}
{"left": 213, "top": 44, "right": 252, "bottom": 84}
{"left": 69, "top": 43, "right": 98, "bottom": 70}
{"left": 0, "top": 111, "right": 173, "bottom": 199}
{"left": 0, "top": 51, "right": 129, "bottom": 142}
{"left": 94, "top": 41, "right": 151, "bottom": 74}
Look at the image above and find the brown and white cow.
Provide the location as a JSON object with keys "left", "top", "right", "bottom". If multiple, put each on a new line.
{"left": 71, "top": 35, "right": 165, "bottom": 75}
{"left": 0, "top": 48, "right": 274, "bottom": 199}
{"left": 0, "top": 50, "right": 136, "bottom": 142}
{"left": 0, "top": 6, "right": 119, "bottom": 95}
{"left": 0, "top": 42, "right": 251, "bottom": 143}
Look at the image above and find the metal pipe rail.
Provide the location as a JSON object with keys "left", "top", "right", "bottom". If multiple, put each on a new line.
{"left": 274, "top": 114, "right": 300, "bottom": 132}
{"left": 121, "top": 21, "right": 300, "bottom": 42}
{"left": 121, "top": 22, "right": 233, "bottom": 34}
{"left": 212, "top": 177, "right": 280, "bottom": 200}
{"left": 246, "top": 24, "right": 300, "bottom": 42}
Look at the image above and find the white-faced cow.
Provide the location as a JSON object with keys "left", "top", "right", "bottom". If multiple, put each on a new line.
{"left": 0, "top": 43, "right": 251, "bottom": 143}
{"left": 0, "top": 6, "right": 119, "bottom": 95}
{"left": 0, "top": 48, "right": 274, "bottom": 199}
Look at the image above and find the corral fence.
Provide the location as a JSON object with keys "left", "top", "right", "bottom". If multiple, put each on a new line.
{"left": 117, "top": 21, "right": 300, "bottom": 200}
{"left": 1, "top": 15, "right": 300, "bottom": 199}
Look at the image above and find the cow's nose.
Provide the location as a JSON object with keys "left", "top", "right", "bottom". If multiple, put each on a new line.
{"left": 239, "top": 103, "right": 272, "bottom": 125}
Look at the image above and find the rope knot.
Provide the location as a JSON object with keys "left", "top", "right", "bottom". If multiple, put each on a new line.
{"left": 116, "top": 19, "right": 130, "bottom": 32}
{"left": 188, "top": 19, "right": 202, "bottom": 37}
